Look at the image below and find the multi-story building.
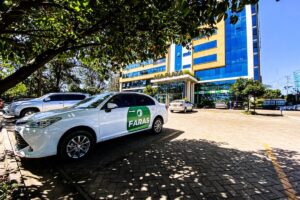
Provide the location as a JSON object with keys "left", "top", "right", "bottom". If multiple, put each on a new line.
{"left": 119, "top": 4, "right": 261, "bottom": 105}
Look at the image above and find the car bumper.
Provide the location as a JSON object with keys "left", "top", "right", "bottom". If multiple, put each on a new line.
{"left": 14, "top": 125, "right": 62, "bottom": 158}
{"left": 169, "top": 106, "right": 185, "bottom": 111}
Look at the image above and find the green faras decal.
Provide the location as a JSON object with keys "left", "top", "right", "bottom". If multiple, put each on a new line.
{"left": 127, "top": 106, "right": 151, "bottom": 132}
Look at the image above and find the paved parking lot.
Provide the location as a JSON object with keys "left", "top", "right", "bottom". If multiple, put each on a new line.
{"left": 2, "top": 109, "right": 300, "bottom": 199}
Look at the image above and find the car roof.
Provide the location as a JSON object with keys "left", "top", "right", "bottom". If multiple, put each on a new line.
{"left": 109, "top": 92, "right": 156, "bottom": 99}
{"left": 47, "top": 92, "right": 88, "bottom": 95}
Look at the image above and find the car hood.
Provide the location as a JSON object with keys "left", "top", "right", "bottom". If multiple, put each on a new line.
{"left": 19, "top": 107, "right": 87, "bottom": 122}
{"left": 12, "top": 99, "right": 39, "bottom": 106}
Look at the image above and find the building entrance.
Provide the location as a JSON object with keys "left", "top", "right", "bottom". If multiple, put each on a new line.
{"left": 156, "top": 82, "right": 185, "bottom": 104}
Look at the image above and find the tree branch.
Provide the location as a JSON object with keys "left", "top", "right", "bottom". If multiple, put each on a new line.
{"left": 67, "top": 43, "right": 102, "bottom": 50}
{"left": 0, "top": 36, "right": 27, "bottom": 48}
{"left": 0, "top": 44, "right": 68, "bottom": 94}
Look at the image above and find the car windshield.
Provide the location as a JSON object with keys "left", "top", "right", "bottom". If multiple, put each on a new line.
{"left": 72, "top": 93, "right": 112, "bottom": 108}
{"left": 35, "top": 94, "right": 50, "bottom": 100}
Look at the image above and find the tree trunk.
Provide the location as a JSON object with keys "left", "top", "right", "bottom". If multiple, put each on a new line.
{"left": 0, "top": 47, "right": 66, "bottom": 95}
{"left": 247, "top": 97, "right": 250, "bottom": 112}
{"left": 253, "top": 96, "right": 256, "bottom": 113}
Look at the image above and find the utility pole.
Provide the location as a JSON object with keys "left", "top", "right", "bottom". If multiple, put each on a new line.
{"left": 284, "top": 75, "right": 292, "bottom": 96}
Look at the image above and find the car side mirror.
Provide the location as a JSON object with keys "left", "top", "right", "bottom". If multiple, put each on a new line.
{"left": 105, "top": 103, "right": 118, "bottom": 112}
{"left": 44, "top": 97, "right": 51, "bottom": 102}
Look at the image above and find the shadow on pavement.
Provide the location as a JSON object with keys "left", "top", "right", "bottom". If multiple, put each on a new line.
{"left": 63, "top": 139, "right": 300, "bottom": 199}
{"left": 171, "top": 110, "right": 198, "bottom": 115}
{"left": 13, "top": 128, "right": 300, "bottom": 199}
{"left": 17, "top": 128, "right": 184, "bottom": 199}
{"left": 255, "top": 113, "right": 283, "bottom": 117}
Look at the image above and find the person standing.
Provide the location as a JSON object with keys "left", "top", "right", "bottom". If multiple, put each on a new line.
{"left": 0, "top": 99, "right": 4, "bottom": 109}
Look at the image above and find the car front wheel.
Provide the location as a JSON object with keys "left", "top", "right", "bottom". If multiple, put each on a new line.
{"left": 152, "top": 117, "right": 163, "bottom": 134}
{"left": 59, "top": 130, "right": 95, "bottom": 161}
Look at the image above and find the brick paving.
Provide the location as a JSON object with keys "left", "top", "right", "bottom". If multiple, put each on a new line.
{"left": 1, "top": 110, "right": 300, "bottom": 199}
{"left": 63, "top": 139, "right": 300, "bottom": 199}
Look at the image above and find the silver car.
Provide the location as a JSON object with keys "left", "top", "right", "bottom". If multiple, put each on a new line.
{"left": 169, "top": 100, "right": 194, "bottom": 113}
{"left": 215, "top": 102, "right": 228, "bottom": 109}
{"left": 8, "top": 93, "right": 89, "bottom": 118}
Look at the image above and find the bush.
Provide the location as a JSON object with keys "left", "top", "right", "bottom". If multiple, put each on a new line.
{"left": 182, "top": 70, "right": 194, "bottom": 77}
{"left": 0, "top": 176, "right": 18, "bottom": 200}
{"left": 196, "top": 99, "right": 215, "bottom": 108}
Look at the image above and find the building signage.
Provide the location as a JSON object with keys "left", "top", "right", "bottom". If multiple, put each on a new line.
{"left": 154, "top": 71, "right": 184, "bottom": 80}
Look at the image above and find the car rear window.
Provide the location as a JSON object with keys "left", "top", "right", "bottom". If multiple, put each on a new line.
{"left": 136, "top": 94, "right": 155, "bottom": 106}
{"left": 64, "top": 94, "right": 86, "bottom": 101}
{"left": 49, "top": 95, "right": 63, "bottom": 101}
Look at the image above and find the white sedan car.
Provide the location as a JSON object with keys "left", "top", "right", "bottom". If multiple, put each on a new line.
{"left": 169, "top": 100, "right": 194, "bottom": 113}
{"left": 14, "top": 92, "right": 168, "bottom": 160}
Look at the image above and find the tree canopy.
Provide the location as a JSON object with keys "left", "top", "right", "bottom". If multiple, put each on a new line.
{"left": 143, "top": 85, "right": 158, "bottom": 97}
{"left": 0, "top": 0, "right": 260, "bottom": 94}
{"left": 230, "top": 78, "right": 266, "bottom": 112}
{"left": 263, "top": 89, "right": 282, "bottom": 99}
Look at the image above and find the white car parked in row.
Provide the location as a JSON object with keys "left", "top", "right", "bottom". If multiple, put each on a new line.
{"left": 14, "top": 92, "right": 168, "bottom": 160}
{"left": 169, "top": 100, "right": 194, "bottom": 113}
{"left": 8, "top": 93, "right": 89, "bottom": 117}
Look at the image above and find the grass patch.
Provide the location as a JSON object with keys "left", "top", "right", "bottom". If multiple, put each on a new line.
{"left": 0, "top": 175, "right": 18, "bottom": 200}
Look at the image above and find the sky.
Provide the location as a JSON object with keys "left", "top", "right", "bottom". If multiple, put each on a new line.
{"left": 259, "top": 0, "right": 300, "bottom": 92}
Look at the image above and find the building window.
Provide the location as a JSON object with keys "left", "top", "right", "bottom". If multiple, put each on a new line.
{"left": 251, "top": 5, "right": 256, "bottom": 14}
{"left": 183, "top": 52, "right": 191, "bottom": 57}
{"left": 194, "top": 54, "right": 217, "bottom": 65}
{"left": 175, "top": 45, "right": 182, "bottom": 71}
{"left": 183, "top": 64, "right": 191, "bottom": 69}
{"left": 125, "top": 58, "right": 166, "bottom": 70}
{"left": 122, "top": 79, "right": 151, "bottom": 89}
{"left": 254, "top": 54, "right": 259, "bottom": 66}
{"left": 194, "top": 40, "right": 217, "bottom": 53}
{"left": 254, "top": 67, "right": 259, "bottom": 81}
{"left": 153, "top": 58, "right": 166, "bottom": 65}
{"left": 252, "top": 15, "right": 257, "bottom": 27}
{"left": 122, "top": 65, "right": 166, "bottom": 79}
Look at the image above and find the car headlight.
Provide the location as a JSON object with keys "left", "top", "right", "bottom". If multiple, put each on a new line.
{"left": 25, "top": 117, "right": 62, "bottom": 128}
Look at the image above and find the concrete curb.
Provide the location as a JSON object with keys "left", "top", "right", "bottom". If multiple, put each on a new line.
{"left": 2, "top": 127, "right": 24, "bottom": 186}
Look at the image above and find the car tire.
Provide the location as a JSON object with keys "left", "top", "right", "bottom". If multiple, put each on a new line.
{"left": 152, "top": 117, "right": 163, "bottom": 134}
{"left": 20, "top": 108, "right": 38, "bottom": 118}
{"left": 170, "top": 110, "right": 174, "bottom": 113}
{"left": 58, "top": 130, "right": 95, "bottom": 161}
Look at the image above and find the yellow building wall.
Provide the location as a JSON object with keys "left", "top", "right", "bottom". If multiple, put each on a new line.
{"left": 192, "top": 21, "right": 225, "bottom": 71}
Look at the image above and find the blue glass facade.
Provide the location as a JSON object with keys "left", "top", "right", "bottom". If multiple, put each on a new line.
{"left": 194, "top": 80, "right": 235, "bottom": 106}
{"left": 195, "top": 8, "right": 248, "bottom": 81}
{"left": 252, "top": 4, "right": 260, "bottom": 81}
{"left": 194, "top": 40, "right": 217, "bottom": 53}
{"left": 125, "top": 58, "right": 166, "bottom": 70}
{"left": 194, "top": 54, "right": 217, "bottom": 65}
{"left": 120, "top": 5, "right": 260, "bottom": 106}
{"left": 122, "top": 65, "right": 166, "bottom": 79}
{"left": 183, "top": 64, "right": 191, "bottom": 69}
{"left": 183, "top": 52, "right": 191, "bottom": 57}
{"left": 175, "top": 45, "right": 182, "bottom": 71}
